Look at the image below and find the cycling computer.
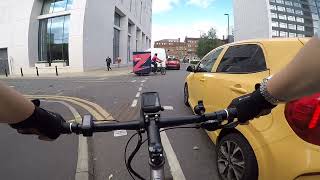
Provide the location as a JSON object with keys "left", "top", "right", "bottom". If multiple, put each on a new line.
{"left": 141, "top": 92, "right": 162, "bottom": 113}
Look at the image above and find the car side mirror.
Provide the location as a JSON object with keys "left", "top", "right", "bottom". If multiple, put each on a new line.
{"left": 186, "top": 65, "right": 195, "bottom": 72}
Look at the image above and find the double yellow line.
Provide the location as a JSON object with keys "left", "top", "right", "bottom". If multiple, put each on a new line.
{"left": 25, "top": 95, "right": 114, "bottom": 122}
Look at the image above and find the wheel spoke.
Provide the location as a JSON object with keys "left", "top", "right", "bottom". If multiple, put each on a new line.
{"left": 226, "top": 141, "right": 231, "bottom": 154}
{"left": 233, "top": 159, "right": 245, "bottom": 169}
{"left": 220, "top": 145, "right": 229, "bottom": 158}
{"left": 231, "top": 166, "right": 243, "bottom": 180}
{"left": 231, "top": 146, "right": 241, "bottom": 158}
{"left": 227, "top": 166, "right": 233, "bottom": 180}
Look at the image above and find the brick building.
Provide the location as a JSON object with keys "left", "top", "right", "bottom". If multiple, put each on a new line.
{"left": 154, "top": 37, "right": 200, "bottom": 60}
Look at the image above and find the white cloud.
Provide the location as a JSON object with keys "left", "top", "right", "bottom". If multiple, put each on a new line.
{"left": 151, "top": 20, "right": 227, "bottom": 47}
{"left": 152, "top": 0, "right": 180, "bottom": 14}
{"left": 186, "top": 0, "right": 215, "bottom": 8}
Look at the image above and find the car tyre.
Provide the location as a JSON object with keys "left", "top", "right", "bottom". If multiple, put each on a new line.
{"left": 184, "top": 84, "right": 190, "bottom": 107}
{"left": 216, "top": 133, "right": 258, "bottom": 180}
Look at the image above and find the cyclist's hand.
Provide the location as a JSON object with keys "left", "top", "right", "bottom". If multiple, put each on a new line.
{"left": 9, "top": 99, "right": 66, "bottom": 140}
{"left": 228, "top": 88, "right": 276, "bottom": 123}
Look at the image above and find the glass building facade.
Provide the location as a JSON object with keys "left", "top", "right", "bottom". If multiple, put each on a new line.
{"left": 38, "top": 0, "right": 72, "bottom": 65}
{"left": 270, "top": 0, "right": 320, "bottom": 38}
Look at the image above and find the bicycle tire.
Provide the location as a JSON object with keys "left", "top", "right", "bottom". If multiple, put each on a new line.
{"left": 161, "top": 68, "right": 166, "bottom": 75}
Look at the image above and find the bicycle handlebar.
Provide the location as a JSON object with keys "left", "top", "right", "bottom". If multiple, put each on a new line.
{"left": 60, "top": 108, "right": 237, "bottom": 135}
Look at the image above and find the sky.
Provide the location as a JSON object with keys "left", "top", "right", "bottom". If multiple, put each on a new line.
{"left": 152, "top": 0, "right": 234, "bottom": 44}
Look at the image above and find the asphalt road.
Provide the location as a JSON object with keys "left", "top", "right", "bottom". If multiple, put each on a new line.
{"left": 1, "top": 64, "right": 220, "bottom": 180}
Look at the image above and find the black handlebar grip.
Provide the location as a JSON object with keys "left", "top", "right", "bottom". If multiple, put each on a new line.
{"left": 227, "top": 108, "right": 238, "bottom": 119}
{"left": 60, "top": 122, "right": 72, "bottom": 134}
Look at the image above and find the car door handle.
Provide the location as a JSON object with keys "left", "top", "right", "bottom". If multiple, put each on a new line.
{"left": 229, "top": 85, "right": 248, "bottom": 94}
{"left": 200, "top": 78, "right": 206, "bottom": 82}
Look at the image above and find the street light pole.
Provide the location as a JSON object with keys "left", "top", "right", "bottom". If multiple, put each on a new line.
{"left": 224, "top": 13, "right": 230, "bottom": 41}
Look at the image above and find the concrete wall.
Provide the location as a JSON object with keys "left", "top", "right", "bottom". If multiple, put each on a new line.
{"left": 82, "top": 0, "right": 152, "bottom": 70}
{"left": 0, "top": 0, "right": 36, "bottom": 74}
{"left": 233, "top": 0, "right": 271, "bottom": 41}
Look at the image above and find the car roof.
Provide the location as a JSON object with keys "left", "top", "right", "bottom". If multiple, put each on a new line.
{"left": 218, "top": 38, "right": 311, "bottom": 74}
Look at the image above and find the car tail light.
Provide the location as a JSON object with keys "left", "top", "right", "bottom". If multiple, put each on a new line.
{"left": 285, "top": 93, "right": 320, "bottom": 145}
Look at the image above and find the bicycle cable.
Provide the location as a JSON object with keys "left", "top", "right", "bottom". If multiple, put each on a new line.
{"left": 124, "top": 126, "right": 200, "bottom": 180}
{"left": 124, "top": 131, "right": 145, "bottom": 180}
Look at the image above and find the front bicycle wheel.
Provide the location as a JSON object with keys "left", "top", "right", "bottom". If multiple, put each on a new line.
{"left": 161, "top": 67, "right": 166, "bottom": 75}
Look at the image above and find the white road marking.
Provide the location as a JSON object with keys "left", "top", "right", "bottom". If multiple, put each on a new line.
{"left": 138, "top": 87, "right": 142, "bottom": 92}
{"left": 161, "top": 131, "right": 186, "bottom": 180}
{"left": 114, "top": 130, "right": 128, "bottom": 137}
{"left": 163, "top": 106, "right": 174, "bottom": 110}
{"left": 9, "top": 86, "right": 15, "bottom": 88}
{"left": 135, "top": 92, "right": 141, "bottom": 98}
{"left": 131, "top": 80, "right": 137, "bottom": 83}
{"left": 42, "top": 100, "right": 89, "bottom": 180}
{"left": 141, "top": 80, "right": 146, "bottom": 83}
{"left": 131, "top": 99, "right": 138, "bottom": 107}
{"left": 140, "top": 83, "right": 144, "bottom": 86}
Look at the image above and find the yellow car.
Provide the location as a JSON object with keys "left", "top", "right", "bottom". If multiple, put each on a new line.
{"left": 184, "top": 38, "right": 320, "bottom": 180}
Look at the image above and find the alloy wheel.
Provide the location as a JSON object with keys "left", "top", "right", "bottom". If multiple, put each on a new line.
{"left": 217, "top": 140, "right": 245, "bottom": 180}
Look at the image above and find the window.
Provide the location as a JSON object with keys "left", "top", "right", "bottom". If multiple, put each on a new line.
{"left": 288, "top": 24, "right": 296, "bottom": 30}
{"left": 277, "top": 6, "right": 285, "bottom": 12}
{"left": 297, "top": 25, "right": 305, "bottom": 31}
{"left": 128, "top": 23, "right": 133, "bottom": 34}
{"left": 113, "top": 28, "right": 120, "bottom": 63}
{"left": 289, "top": 32, "right": 296, "bottom": 37}
{"left": 273, "top": 30, "right": 280, "bottom": 36}
{"left": 295, "top": 9, "right": 303, "bottom": 15}
{"left": 39, "top": 15, "right": 70, "bottom": 65}
{"left": 276, "top": 0, "right": 284, "bottom": 4}
{"left": 128, "top": 35, "right": 131, "bottom": 62}
{"left": 114, "top": 12, "right": 121, "bottom": 27}
{"left": 197, "top": 48, "right": 224, "bottom": 72}
{"left": 270, "top": 4, "right": 277, "bottom": 10}
{"left": 271, "top": 12, "right": 278, "bottom": 19}
{"left": 272, "top": 21, "right": 279, "bottom": 27}
{"left": 285, "top": 1, "right": 293, "bottom": 6}
{"left": 293, "top": 2, "right": 301, "bottom": 7}
{"left": 312, "top": 13, "right": 319, "bottom": 20}
{"left": 41, "top": 0, "right": 73, "bottom": 14}
{"left": 280, "top": 31, "right": 288, "bottom": 37}
{"left": 286, "top": 8, "right": 294, "bottom": 13}
{"left": 287, "top": 16, "right": 295, "bottom": 21}
{"left": 216, "top": 45, "right": 267, "bottom": 73}
{"left": 297, "top": 33, "right": 305, "bottom": 37}
{"left": 296, "top": 17, "right": 304, "bottom": 23}
{"left": 280, "top": 22, "right": 288, "bottom": 28}
{"left": 278, "top": 14, "right": 287, "bottom": 20}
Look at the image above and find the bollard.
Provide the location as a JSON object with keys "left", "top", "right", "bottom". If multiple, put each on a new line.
{"left": 36, "top": 67, "right": 39, "bottom": 76}
{"left": 20, "top": 68, "right": 23, "bottom": 77}
{"left": 4, "top": 69, "right": 8, "bottom": 77}
{"left": 55, "top": 66, "right": 58, "bottom": 76}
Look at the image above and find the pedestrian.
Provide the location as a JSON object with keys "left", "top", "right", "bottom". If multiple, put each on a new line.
{"left": 116, "top": 57, "right": 122, "bottom": 68}
{"left": 106, "top": 56, "right": 112, "bottom": 71}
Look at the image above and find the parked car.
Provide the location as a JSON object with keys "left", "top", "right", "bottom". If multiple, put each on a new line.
{"left": 184, "top": 38, "right": 320, "bottom": 180}
{"left": 166, "top": 58, "right": 180, "bottom": 70}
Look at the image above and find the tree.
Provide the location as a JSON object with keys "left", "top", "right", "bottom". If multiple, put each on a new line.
{"left": 196, "top": 28, "right": 223, "bottom": 59}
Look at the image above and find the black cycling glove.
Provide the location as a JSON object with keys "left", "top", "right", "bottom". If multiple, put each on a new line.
{"left": 228, "top": 85, "right": 277, "bottom": 123}
{"left": 9, "top": 99, "right": 65, "bottom": 140}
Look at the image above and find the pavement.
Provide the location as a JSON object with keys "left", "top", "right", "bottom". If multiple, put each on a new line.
{"left": 0, "top": 64, "right": 221, "bottom": 180}
{"left": 0, "top": 66, "right": 132, "bottom": 79}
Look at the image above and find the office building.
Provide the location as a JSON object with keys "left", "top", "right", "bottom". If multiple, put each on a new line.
{"left": 234, "top": 0, "right": 320, "bottom": 41}
{"left": 0, "top": 0, "right": 152, "bottom": 75}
